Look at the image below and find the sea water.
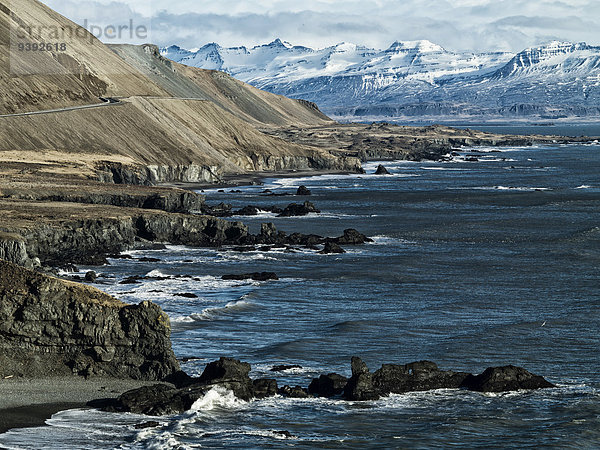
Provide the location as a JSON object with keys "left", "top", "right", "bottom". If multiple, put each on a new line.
{"left": 1, "top": 139, "right": 599, "bottom": 448}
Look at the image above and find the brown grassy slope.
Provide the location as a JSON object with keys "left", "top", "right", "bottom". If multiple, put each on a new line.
{"left": 0, "top": 97, "right": 352, "bottom": 178}
{"left": 107, "top": 44, "right": 332, "bottom": 128}
{"left": 0, "top": 0, "right": 360, "bottom": 182}
{"left": 0, "top": 0, "right": 168, "bottom": 114}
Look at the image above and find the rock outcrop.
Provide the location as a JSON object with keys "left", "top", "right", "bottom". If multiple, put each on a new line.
{"left": 308, "top": 373, "right": 348, "bottom": 397}
{"left": 0, "top": 232, "right": 31, "bottom": 268}
{"left": 0, "top": 260, "right": 179, "bottom": 380}
{"left": 342, "top": 357, "right": 555, "bottom": 400}
{"left": 103, "top": 356, "right": 556, "bottom": 416}
{"left": 222, "top": 272, "right": 279, "bottom": 281}
{"left": 278, "top": 201, "right": 320, "bottom": 217}
{"left": 374, "top": 164, "right": 391, "bottom": 175}
{"left": 459, "top": 365, "right": 556, "bottom": 392}
{"left": 103, "top": 357, "right": 277, "bottom": 415}
{"left": 0, "top": 184, "right": 206, "bottom": 214}
{"left": 344, "top": 358, "right": 469, "bottom": 401}
{"left": 296, "top": 185, "right": 312, "bottom": 196}
{"left": 0, "top": 200, "right": 250, "bottom": 267}
{"left": 320, "top": 242, "right": 346, "bottom": 254}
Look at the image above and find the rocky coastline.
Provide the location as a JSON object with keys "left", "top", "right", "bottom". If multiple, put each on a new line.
{"left": 98, "top": 357, "right": 555, "bottom": 418}
{"left": 0, "top": 131, "right": 579, "bottom": 432}
{"left": 263, "top": 123, "right": 598, "bottom": 162}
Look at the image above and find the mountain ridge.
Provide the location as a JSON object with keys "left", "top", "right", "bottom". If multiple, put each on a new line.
{"left": 162, "top": 39, "right": 600, "bottom": 121}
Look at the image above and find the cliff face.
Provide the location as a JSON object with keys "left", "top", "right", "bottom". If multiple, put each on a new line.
{"left": 0, "top": 260, "right": 179, "bottom": 379}
{"left": 0, "top": 199, "right": 250, "bottom": 266}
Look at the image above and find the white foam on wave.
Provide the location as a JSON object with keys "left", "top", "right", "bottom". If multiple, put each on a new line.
{"left": 244, "top": 429, "right": 298, "bottom": 440}
{"left": 420, "top": 166, "right": 467, "bottom": 171}
{"left": 133, "top": 387, "right": 249, "bottom": 448}
{"left": 370, "top": 235, "right": 417, "bottom": 245}
{"left": 169, "top": 315, "right": 196, "bottom": 324}
{"left": 231, "top": 211, "right": 278, "bottom": 219}
{"left": 217, "top": 252, "right": 278, "bottom": 262}
{"left": 189, "top": 386, "right": 247, "bottom": 412}
{"left": 201, "top": 299, "right": 253, "bottom": 317}
{"left": 251, "top": 362, "right": 322, "bottom": 379}
{"left": 172, "top": 299, "right": 255, "bottom": 324}
{"left": 279, "top": 212, "right": 357, "bottom": 219}
{"left": 495, "top": 186, "right": 551, "bottom": 191}
{"left": 576, "top": 185, "right": 592, "bottom": 189}
{"left": 145, "top": 269, "right": 169, "bottom": 278}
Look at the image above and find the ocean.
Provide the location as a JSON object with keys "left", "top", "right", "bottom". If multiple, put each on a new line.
{"left": 1, "top": 134, "right": 599, "bottom": 448}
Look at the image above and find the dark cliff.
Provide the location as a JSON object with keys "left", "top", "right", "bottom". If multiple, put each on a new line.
{"left": 0, "top": 260, "right": 179, "bottom": 379}
{"left": 0, "top": 199, "right": 249, "bottom": 267}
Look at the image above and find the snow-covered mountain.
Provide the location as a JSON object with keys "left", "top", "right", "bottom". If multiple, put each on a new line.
{"left": 161, "top": 40, "right": 600, "bottom": 121}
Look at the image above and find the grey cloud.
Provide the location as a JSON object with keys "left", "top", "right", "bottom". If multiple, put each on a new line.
{"left": 44, "top": 0, "right": 600, "bottom": 52}
{"left": 491, "top": 15, "right": 597, "bottom": 30}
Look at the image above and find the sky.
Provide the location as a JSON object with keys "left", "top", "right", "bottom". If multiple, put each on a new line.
{"left": 43, "top": 0, "right": 600, "bottom": 53}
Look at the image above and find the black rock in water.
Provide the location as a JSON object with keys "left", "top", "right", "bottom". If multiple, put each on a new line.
{"left": 84, "top": 271, "right": 97, "bottom": 282}
{"left": 235, "top": 205, "right": 260, "bottom": 216}
{"left": 351, "top": 356, "right": 369, "bottom": 376}
{"left": 104, "top": 357, "right": 277, "bottom": 415}
{"left": 231, "top": 246, "right": 257, "bottom": 253}
{"left": 173, "top": 293, "right": 198, "bottom": 299}
{"left": 134, "top": 421, "right": 160, "bottom": 430}
{"left": 253, "top": 378, "right": 279, "bottom": 398}
{"left": 270, "top": 364, "right": 303, "bottom": 372}
{"left": 344, "top": 357, "right": 470, "bottom": 401}
{"left": 320, "top": 242, "right": 346, "bottom": 254}
{"left": 374, "top": 164, "right": 391, "bottom": 175}
{"left": 332, "top": 229, "right": 374, "bottom": 245}
{"left": 459, "top": 365, "right": 556, "bottom": 392}
{"left": 343, "top": 357, "right": 555, "bottom": 401}
{"left": 199, "top": 357, "right": 250, "bottom": 383}
{"left": 278, "top": 385, "right": 310, "bottom": 398}
{"left": 308, "top": 373, "right": 348, "bottom": 397}
{"left": 278, "top": 201, "right": 320, "bottom": 217}
{"left": 197, "top": 357, "right": 255, "bottom": 401}
{"left": 222, "top": 272, "right": 279, "bottom": 281}
{"left": 296, "top": 185, "right": 312, "bottom": 196}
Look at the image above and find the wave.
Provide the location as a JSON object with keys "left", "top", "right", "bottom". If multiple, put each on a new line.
{"left": 189, "top": 386, "right": 247, "bottom": 412}
{"left": 420, "top": 166, "right": 467, "bottom": 171}
{"left": 369, "top": 235, "right": 417, "bottom": 245}
{"left": 144, "top": 269, "right": 169, "bottom": 278}
{"left": 494, "top": 186, "right": 551, "bottom": 191}
{"left": 172, "top": 300, "right": 255, "bottom": 324}
{"left": 230, "top": 211, "right": 278, "bottom": 219}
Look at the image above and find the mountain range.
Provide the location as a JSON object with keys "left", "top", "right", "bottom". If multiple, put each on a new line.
{"left": 161, "top": 40, "right": 600, "bottom": 122}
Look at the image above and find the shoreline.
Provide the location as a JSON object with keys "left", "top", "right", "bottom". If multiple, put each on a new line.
{"left": 0, "top": 403, "right": 85, "bottom": 434}
{"left": 0, "top": 377, "right": 173, "bottom": 434}
{"left": 161, "top": 168, "right": 358, "bottom": 191}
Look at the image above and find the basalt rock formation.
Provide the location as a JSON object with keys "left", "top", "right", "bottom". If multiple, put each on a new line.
{"left": 104, "top": 356, "right": 555, "bottom": 416}
{"left": 374, "top": 164, "right": 391, "bottom": 175}
{"left": 0, "top": 260, "right": 179, "bottom": 380}
{"left": 343, "top": 357, "right": 470, "bottom": 401}
{"left": 460, "top": 365, "right": 556, "bottom": 392}
{"left": 103, "top": 357, "right": 276, "bottom": 415}
{"left": 0, "top": 198, "right": 250, "bottom": 267}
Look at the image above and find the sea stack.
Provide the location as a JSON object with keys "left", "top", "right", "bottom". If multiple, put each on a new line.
{"left": 374, "top": 164, "right": 391, "bottom": 175}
